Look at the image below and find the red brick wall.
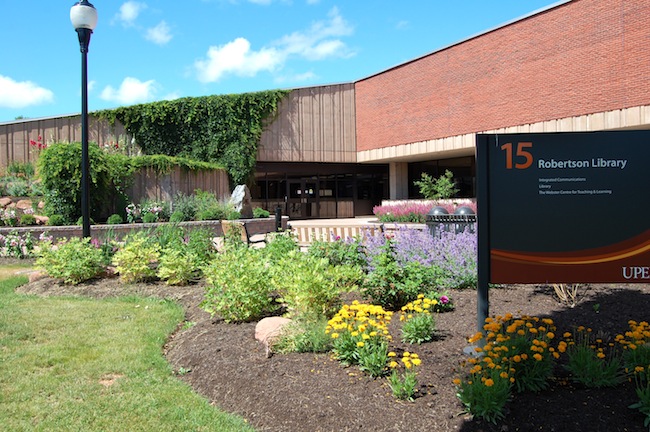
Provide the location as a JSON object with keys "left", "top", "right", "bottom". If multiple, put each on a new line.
{"left": 355, "top": 0, "right": 650, "bottom": 151}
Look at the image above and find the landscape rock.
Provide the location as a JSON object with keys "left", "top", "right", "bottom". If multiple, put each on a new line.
{"left": 0, "top": 197, "right": 12, "bottom": 207}
{"left": 15, "top": 199, "right": 33, "bottom": 210}
{"left": 229, "top": 185, "right": 254, "bottom": 219}
{"left": 34, "top": 215, "right": 49, "bottom": 225}
{"left": 28, "top": 271, "right": 46, "bottom": 283}
{"left": 254, "top": 316, "right": 292, "bottom": 358}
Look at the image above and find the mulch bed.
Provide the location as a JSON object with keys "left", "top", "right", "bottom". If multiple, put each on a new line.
{"left": 17, "top": 275, "right": 650, "bottom": 432}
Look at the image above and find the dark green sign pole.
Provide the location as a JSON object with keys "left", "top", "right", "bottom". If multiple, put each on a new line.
{"left": 476, "top": 135, "right": 490, "bottom": 332}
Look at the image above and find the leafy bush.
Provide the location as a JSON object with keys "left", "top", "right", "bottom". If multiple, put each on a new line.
{"left": 6, "top": 179, "right": 30, "bottom": 197}
{"left": 169, "top": 210, "right": 187, "bottom": 223}
{"left": 201, "top": 246, "right": 276, "bottom": 322}
{"left": 308, "top": 236, "right": 366, "bottom": 268}
{"left": 76, "top": 216, "right": 96, "bottom": 226}
{"left": 47, "top": 214, "right": 66, "bottom": 226}
{"left": 38, "top": 143, "right": 114, "bottom": 222}
{"left": 36, "top": 237, "right": 105, "bottom": 284}
{"left": 253, "top": 207, "right": 270, "bottom": 218}
{"left": 0, "top": 209, "right": 18, "bottom": 227}
{"left": 112, "top": 232, "right": 161, "bottom": 283}
{"left": 106, "top": 214, "right": 123, "bottom": 224}
{"left": 142, "top": 212, "right": 158, "bottom": 223}
{"left": 19, "top": 214, "right": 36, "bottom": 226}
{"left": 157, "top": 247, "right": 200, "bottom": 286}
{"left": 273, "top": 318, "right": 332, "bottom": 354}
{"left": 413, "top": 170, "right": 459, "bottom": 199}
{"left": 6, "top": 161, "right": 35, "bottom": 178}
{"left": 171, "top": 191, "right": 198, "bottom": 221}
{"left": 271, "top": 251, "right": 361, "bottom": 320}
{"left": 261, "top": 231, "right": 299, "bottom": 263}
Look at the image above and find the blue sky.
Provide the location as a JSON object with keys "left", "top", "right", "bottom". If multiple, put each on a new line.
{"left": 0, "top": 0, "right": 561, "bottom": 122}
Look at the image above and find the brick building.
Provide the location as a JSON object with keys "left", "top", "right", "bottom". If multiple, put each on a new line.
{"left": 2, "top": 0, "right": 649, "bottom": 219}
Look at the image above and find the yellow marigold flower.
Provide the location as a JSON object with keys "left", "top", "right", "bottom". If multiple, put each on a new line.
{"left": 546, "top": 332, "right": 555, "bottom": 339}
{"left": 635, "top": 366, "right": 645, "bottom": 373}
{"left": 412, "top": 358, "right": 421, "bottom": 366}
{"left": 596, "top": 352, "right": 606, "bottom": 359}
{"left": 563, "top": 332, "right": 572, "bottom": 338}
{"left": 356, "top": 341, "right": 365, "bottom": 348}
{"left": 484, "top": 379, "right": 494, "bottom": 387}
{"left": 331, "top": 333, "right": 339, "bottom": 339}
{"left": 629, "top": 343, "right": 638, "bottom": 350}
{"left": 500, "top": 372, "right": 509, "bottom": 379}
{"left": 509, "top": 377, "right": 515, "bottom": 383}
{"left": 351, "top": 331, "right": 359, "bottom": 337}
{"left": 513, "top": 355, "right": 522, "bottom": 363}
{"left": 388, "top": 351, "right": 396, "bottom": 357}
{"left": 533, "top": 353, "right": 543, "bottom": 361}
{"left": 389, "top": 361, "right": 398, "bottom": 369}
{"left": 403, "top": 351, "right": 411, "bottom": 357}
{"left": 521, "top": 353, "right": 528, "bottom": 360}
{"left": 453, "top": 378, "right": 462, "bottom": 386}
{"left": 552, "top": 352, "right": 560, "bottom": 359}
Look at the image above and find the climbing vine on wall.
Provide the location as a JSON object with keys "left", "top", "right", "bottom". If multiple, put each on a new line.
{"left": 95, "top": 90, "right": 289, "bottom": 184}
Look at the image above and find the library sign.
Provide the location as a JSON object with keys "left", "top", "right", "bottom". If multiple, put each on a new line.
{"left": 476, "top": 131, "right": 650, "bottom": 284}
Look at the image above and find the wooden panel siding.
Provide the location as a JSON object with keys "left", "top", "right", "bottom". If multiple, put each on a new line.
{"left": 127, "top": 166, "right": 230, "bottom": 204}
{"left": 258, "top": 84, "right": 357, "bottom": 163}
{"left": 0, "top": 115, "right": 129, "bottom": 170}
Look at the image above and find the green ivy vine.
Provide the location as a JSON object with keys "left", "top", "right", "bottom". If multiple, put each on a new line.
{"left": 95, "top": 90, "right": 289, "bottom": 184}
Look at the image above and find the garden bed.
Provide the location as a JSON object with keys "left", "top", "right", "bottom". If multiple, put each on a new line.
{"left": 17, "top": 276, "right": 650, "bottom": 432}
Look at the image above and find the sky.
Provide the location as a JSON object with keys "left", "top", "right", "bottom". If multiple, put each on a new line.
{"left": 0, "top": 0, "right": 562, "bottom": 123}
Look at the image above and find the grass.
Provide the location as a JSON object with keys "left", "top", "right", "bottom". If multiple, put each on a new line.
{"left": 0, "top": 267, "right": 254, "bottom": 432}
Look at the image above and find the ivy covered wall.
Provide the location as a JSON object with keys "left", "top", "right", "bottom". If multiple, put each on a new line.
{"left": 96, "top": 90, "right": 289, "bottom": 185}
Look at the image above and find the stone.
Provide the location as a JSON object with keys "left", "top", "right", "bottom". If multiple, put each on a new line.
{"left": 229, "top": 185, "right": 254, "bottom": 219}
{"left": 28, "top": 271, "right": 46, "bottom": 283}
{"left": 15, "top": 199, "right": 33, "bottom": 210}
{"left": 255, "top": 316, "right": 292, "bottom": 358}
{"left": 0, "top": 197, "right": 12, "bottom": 207}
{"left": 34, "top": 215, "right": 49, "bottom": 225}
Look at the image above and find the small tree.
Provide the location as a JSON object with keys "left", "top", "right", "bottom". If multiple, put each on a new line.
{"left": 413, "top": 170, "right": 459, "bottom": 199}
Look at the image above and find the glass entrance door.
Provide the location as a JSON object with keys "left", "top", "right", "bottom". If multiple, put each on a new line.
{"left": 287, "top": 179, "right": 318, "bottom": 219}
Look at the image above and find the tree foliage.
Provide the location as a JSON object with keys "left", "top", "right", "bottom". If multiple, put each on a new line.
{"left": 413, "top": 170, "right": 459, "bottom": 200}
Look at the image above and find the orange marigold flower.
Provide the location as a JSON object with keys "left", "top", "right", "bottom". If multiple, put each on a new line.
{"left": 484, "top": 379, "right": 494, "bottom": 387}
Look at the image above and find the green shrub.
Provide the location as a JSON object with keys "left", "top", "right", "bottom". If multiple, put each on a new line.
{"left": 38, "top": 143, "right": 115, "bottom": 221}
{"left": 19, "top": 213, "right": 36, "bottom": 226}
{"left": 261, "top": 231, "right": 299, "bottom": 264}
{"left": 36, "top": 237, "right": 105, "bottom": 285}
{"left": 106, "top": 214, "right": 123, "bottom": 224}
{"left": 6, "top": 179, "right": 30, "bottom": 197}
{"left": 401, "top": 313, "right": 436, "bottom": 344}
{"left": 157, "top": 246, "right": 200, "bottom": 286}
{"left": 172, "top": 191, "right": 198, "bottom": 221}
{"left": 413, "top": 170, "right": 459, "bottom": 199}
{"left": 76, "top": 216, "right": 96, "bottom": 226}
{"left": 253, "top": 207, "right": 270, "bottom": 218}
{"left": 308, "top": 236, "right": 366, "bottom": 268}
{"left": 271, "top": 251, "right": 361, "bottom": 320}
{"left": 273, "top": 318, "right": 333, "bottom": 354}
{"left": 201, "top": 246, "right": 276, "bottom": 322}
{"left": 169, "top": 210, "right": 187, "bottom": 222}
{"left": 142, "top": 212, "right": 158, "bottom": 223}
{"left": 6, "top": 161, "right": 35, "bottom": 178}
{"left": 47, "top": 214, "right": 66, "bottom": 226}
{"left": 196, "top": 207, "right": 225, "bottom": 221}
{"left": 112, "top": 232, "right": 161, "bottom": 283}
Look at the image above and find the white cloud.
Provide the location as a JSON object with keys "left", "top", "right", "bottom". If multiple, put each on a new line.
{"left": 100, "top": 77, "right": 157, "bottom": 105}
{"left": 195, "top": 38, "right": 282, "bottom": 83}
{"left": 0, "top": 75, "right": 54, "bottom": 109}
{"left": 146, "top": 21, "right": 173, "bottom": 45}
{"left": 194, "top": 7, "right": 354, "bottom": 83}
{"left": 114, "top": 1, "right": 146, "bottom": 27}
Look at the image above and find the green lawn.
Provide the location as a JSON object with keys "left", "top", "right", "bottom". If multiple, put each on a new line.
{"left": 0, "top": 269, "right": 254, "bottom": 432}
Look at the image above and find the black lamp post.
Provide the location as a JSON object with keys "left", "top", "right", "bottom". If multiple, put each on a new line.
{"left": 70, "top": 0, "right": 97, "bottom": 238}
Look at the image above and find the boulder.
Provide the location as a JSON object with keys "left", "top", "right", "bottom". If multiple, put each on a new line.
{"left": 28, "top": 271, "right": 46, "bottom": 283}
{"left": 0, "top": 197, "right": 12, "bottom": 207}
{"left": 229, "top": 185, "right": 254, "bottom": 219}
{"left": 15, "top": 199, "right": 33, "bottom": 210}
{"left": 34, "top": 215, "right": 49, "bottom": 225}
{"left": 255, "top": 316, "right": 292, "bottom": 358}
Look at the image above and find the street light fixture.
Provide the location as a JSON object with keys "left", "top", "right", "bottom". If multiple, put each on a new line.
{"left": 70, "top": 0, "right": 98, "bottom": 238}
